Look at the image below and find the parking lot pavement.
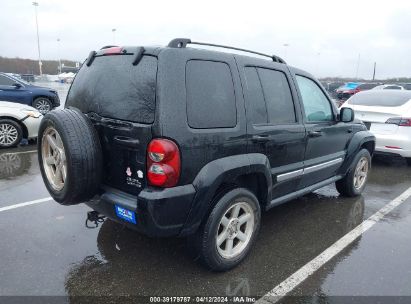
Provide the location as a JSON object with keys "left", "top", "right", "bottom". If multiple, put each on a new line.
{"left": 1, "top": 146, "right": 411, "bottom": 301}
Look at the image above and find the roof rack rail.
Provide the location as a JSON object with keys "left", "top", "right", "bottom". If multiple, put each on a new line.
{"left": 167, "top": 38, "right": 286, "bottom": 64}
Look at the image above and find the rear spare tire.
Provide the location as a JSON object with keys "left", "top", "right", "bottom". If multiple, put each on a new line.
{"left": 38, "top": 109, "right": 102, "bottom": 205}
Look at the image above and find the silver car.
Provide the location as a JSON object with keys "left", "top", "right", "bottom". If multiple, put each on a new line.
{"left": 0, "top": 101, "right": 43, "bottom": 148}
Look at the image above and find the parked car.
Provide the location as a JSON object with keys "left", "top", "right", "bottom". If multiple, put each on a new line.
{"left": 355, "top": 83, "right": 380, "bottom": 92}
{"left": 399, "top": 83, "right": 411, "bottom": 90}
{"left": 335, "top": 83, "right": 380, "bottom": 107}
{"left": 37, "top": 39, "right": 375, "bottom": 271}
{"left": 336, "top": 82, "right": 361, "bottom": 100}
{"left": 0, "top": 72, "right": 60, "bottom": 114}
{"left": 372, "top": 84, "right": 405, "bottom": 90}
{"left": 0, "top": 101, "right": 42, "bottom": 148}
{"left": 341, "top": 90, "right": 411, "bottom": 165}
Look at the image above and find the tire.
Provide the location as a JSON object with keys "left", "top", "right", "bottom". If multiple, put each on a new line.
{"left": 0, "top": 119, "right": 23, "bottom": 148}
{"left": 38, "top": 109, "right": 103, "bottom": 205}
{"left": 33, "top": 97, "right": 53, "bottom": 114}
{"left": 194, "top": 188, "right": 261, "bottom": 271}
{"left": 336, "top": 149, "right": 371, "bottom": 197}
{"left": 406, "top": 158, "right": 411, "bottom": 166}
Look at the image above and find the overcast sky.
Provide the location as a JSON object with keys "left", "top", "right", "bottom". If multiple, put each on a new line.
{"left": 1, "top": 0, "right": 410, "bottom": 79}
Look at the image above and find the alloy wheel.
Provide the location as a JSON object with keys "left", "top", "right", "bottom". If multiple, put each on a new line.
{"left": 354, "top": 156, "right": 369, "bottom": 190}
{"left": 0, "top": 123, "right": 19, "bottom": 146}
{"left": 41, "top": 126, "right": 67, "bottom": 191}
{"left": 35, "top": 99, "right": 51, "bottom": 114}
{"left": 216, "top": 201, "right": 255, "bottom": 259}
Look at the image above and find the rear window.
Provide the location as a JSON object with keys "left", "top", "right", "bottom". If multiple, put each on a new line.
{"left": 348, "top": 92, "right": 411, "bottom": 107}
{"left": 67, "top": 55, "right": 157, "bottom": 124}
{"left": 358, "top": 83, "right": 378, "bottom": 90}
{"left": 186, "top": 60, "right": 236, "bottom": 129}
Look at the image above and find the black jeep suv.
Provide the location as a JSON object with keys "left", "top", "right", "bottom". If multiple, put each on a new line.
{"left": 37, "top": 38, "right": 375, "bottom": 271}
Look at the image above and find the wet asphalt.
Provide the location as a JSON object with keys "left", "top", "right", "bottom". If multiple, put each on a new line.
{"left": 1, "top": 82, "right": 411, "bottom": 302}
{"left": 0, "top": 146, "right": 411, "bottom": 302}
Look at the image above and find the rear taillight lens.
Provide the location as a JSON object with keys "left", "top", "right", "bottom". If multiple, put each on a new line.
{"left": 386, "top": 117, "right": 411, "bottom": 126}
{"left": 147, "top": 139, "right": 180, "bottom": 187}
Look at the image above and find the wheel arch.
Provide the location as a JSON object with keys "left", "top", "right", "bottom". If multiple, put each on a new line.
{"left": 179, "top": 153, "right": 271, "bottom": 236}
{"left": 339, "top": 130, "right": 375, "bottom": 176}
{"left": 32, "top": 95, "right": 52, "bottom": 105}
{"left": 0, "top": 116, "right": 28, "bottom": 138}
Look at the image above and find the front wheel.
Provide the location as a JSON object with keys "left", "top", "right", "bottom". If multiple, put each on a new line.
{"left": 336, "top": 149, "right": 371, "bottom": 197}
{"left": 194, "top": 188, "right": 261, "bottom": 271}
{"left": 0, "top": 119, "right": 23, "bottom": 148}
{"left": 33, "top": 97, "right": 52, "bottom": 114}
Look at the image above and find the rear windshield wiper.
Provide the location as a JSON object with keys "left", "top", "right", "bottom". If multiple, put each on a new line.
{"left": 85, "top": 47, "right": 145, "bottom": 67}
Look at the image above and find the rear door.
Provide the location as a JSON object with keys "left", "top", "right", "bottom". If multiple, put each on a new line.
{"left": 237, "top": 57, "right": 306, "bottom": 199}
{"left": 66, "top": 49, "right": 157, "bottom": 196}
{"left": 294, "top": 73, "right": 353, "bottom": 188}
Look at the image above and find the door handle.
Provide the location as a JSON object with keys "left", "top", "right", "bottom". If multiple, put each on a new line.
{"left": 252, "top": 135, "right": 270, "bottom": 143}
{"left": 308, "top": 130, "right": 323, "bottom": 138}
{"left": 113, "top": 136, "right": 140, "bottom": 148}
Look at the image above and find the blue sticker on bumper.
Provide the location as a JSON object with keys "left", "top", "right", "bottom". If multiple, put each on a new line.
{"left": 114, "top": 205, "right": 137, "bottom": 224}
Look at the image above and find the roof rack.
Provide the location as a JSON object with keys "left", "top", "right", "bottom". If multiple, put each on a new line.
{"left": 167, "top": 38, "right": 286, "bottom": 64}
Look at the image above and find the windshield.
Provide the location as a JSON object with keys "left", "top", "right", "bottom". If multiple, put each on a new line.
{"left": 66, "top": 55, "right": 157, "bottom": 124}
{"left": 347, "top": 91, "right": 411, "bottom": 107}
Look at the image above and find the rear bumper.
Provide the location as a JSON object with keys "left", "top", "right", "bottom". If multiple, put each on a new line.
{"left": 374, "top": 133, "right": 411, "bottom": 158}
{"left": 85, "top": 184, "right": 196, "bottom": 237}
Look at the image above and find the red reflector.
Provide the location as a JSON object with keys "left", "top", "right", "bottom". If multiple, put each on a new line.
{"left": 385, "top": 146, "right": 402, "bottom": 150}
{"left": 103, "top": 47, "right": 123, "bottom": 55}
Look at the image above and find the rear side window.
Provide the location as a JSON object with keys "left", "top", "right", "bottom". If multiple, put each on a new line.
{"left": 0, "top": 75, "right": 14, "bottom": 86}
{"left": 348, "top": 92, "right": 411, "bottom": 107}
{"left": 186, "top": 60, "right": 236, "bottom": 128}
{"left": 244, "top": 68, "right": 267, "bottom": 124}
{"left": 67, "top": 55, "right": 157, "bottom": 124}
{"left": 257, "top": 68, "right": 296, "bottom": 124}
{"left": 243, "top": 67, "right": 296, "bottom": 125}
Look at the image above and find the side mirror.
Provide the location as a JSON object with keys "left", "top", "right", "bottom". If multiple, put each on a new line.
{"left": 13, "top": 83, "right": 22, "bottom": 89}
{"left": 340, "top": 107, "right": 355, "bottom": 123}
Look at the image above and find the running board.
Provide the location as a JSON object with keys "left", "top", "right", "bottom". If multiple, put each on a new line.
{"left": 266, "top": 175, "right": 343, "bottom": 210}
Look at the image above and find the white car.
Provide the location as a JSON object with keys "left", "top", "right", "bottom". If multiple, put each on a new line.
{"left": 0, "top": 101, "right": 43, "bottom": 148}
{"left": 372, "top": 84, "right": 405, "bottom": 90}
{"left": 341, "top": 90, "right": 411, "bottom": 165}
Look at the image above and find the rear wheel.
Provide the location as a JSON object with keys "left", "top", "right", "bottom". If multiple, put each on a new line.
{"left": 33, "top": 97, "right": 52, "bottom": 114}
{"left": 336, "top": 149, "right": 371, "bottom": 197}
{"left": 0, "top": 119, "right": 23, "bottom": 148}
{"left": 38, "top": 109, "right": 103, "bottom": 204}
{"left": 194, "top": 188, "right": 261, "bottom": 271}
{"left": 406, "top": 158, "right": 411, "bottom": 166}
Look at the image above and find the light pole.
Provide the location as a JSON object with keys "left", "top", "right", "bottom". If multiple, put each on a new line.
{"left": 283, "top": 43, "right": 289, "bottom": 58}
{"left": 112, "top": 28, "right": 117, "bottom": 44}
{"left": 57, "top": 38, "right": 62, "bottom": 74}
{"left": 32, "top": 2, "right": 42, "bottom": 76}
{"left": 355, "top": 53, "right": 361, "bottom": 79}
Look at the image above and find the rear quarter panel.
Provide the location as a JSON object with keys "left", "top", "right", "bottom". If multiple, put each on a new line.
{"left": 156, "top": 48, "right": 248, "bottom": 185}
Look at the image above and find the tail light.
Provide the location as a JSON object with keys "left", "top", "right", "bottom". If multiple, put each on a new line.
{"left": 385, "top": 117, "right": 411, "bottom": 126}
{"left": 147, "top": 139, "right": 180, "bottom": 187}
